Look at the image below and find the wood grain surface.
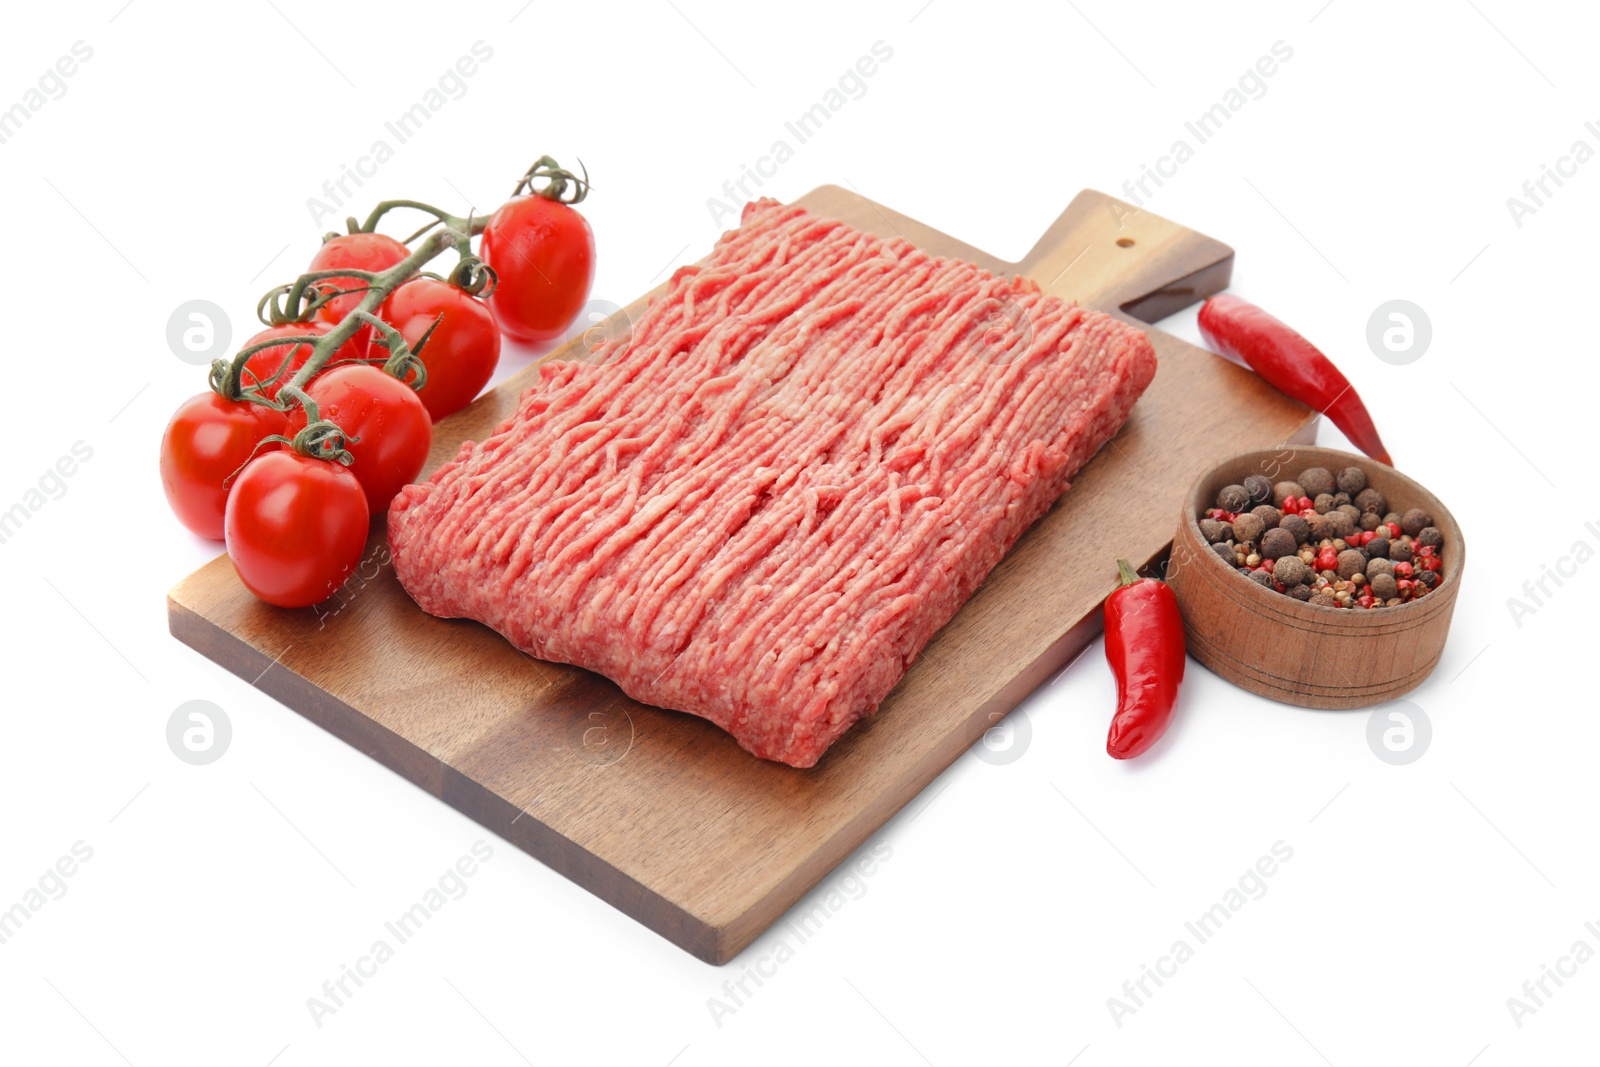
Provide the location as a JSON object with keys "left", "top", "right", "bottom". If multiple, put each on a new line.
{"left": 168, "top": 187, "right": 1316, "bottom": 963}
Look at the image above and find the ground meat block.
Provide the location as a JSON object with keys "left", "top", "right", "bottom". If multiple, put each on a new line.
{"left": 389, "top": 200, "right": 1157, "bottom": 767}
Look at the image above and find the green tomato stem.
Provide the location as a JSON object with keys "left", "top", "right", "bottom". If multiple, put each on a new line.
{"left": 209, "top": 179, "right": 505, "bottom": 462}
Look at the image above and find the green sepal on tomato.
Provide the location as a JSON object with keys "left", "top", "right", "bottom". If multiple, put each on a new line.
{"left": 159, "top": 393, "right": 288, "bottom": 540}
{"left": 375, "top": 278, "right": 500, "bottom": 422}
{"left": 286, "top": 365, "right": 432, "bottom": 516}
{"left": 224, "top": 451, "right": 369, "bottom": 609}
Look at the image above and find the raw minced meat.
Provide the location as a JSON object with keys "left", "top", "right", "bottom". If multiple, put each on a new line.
{"left": 389, "top": 199, "right": 1157, "bottom": 767}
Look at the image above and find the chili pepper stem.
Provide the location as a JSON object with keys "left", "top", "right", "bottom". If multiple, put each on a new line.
{"left": 1116, "top": 558, "right": 1140, "bottom": 587}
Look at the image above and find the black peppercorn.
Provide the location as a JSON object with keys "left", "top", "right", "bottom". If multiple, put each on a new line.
{"left": 1401, "top": 508, "right": 1432, "bottom": 536}
{"left": 1212, "top": 542, "right": 1235, "bottom": 562}
{"left": 1242, "top": 474, "right": 1273, "bottom": 507}
{"left": 1199, "top": 518, "right": 1232, "bottom": 543}
{"left": 1298, "top": 467, "right": 1335, "bottom": 498}
{"left": 1325, "top": 511, "right": 1357, "bottom": 541}
{"left": 1260, "top": 528, "right": 1298, "bottom": 560}
{"left": 1336, "top": 549, "right": 1367, "bottom": 579}
{"left": 1388, "top": 540, "right": 1413, "bottom": 563}
{"left": 1278, "top": 513, "right": 1311, "bottom": 545}
{"left": 1336, "top": 466, "right": 1368, "bottom": 496}
{"left": 1417, "top": 526, "right": 1443, "bottom": 549}
{"left": 1231, "top": 512, "right": 1265, "bottom": 544}
{"left": 1365, "top": 537, "right": 1390, "bottom": 561}
{"left": 1217, "top": 484, "right": 1249, "bottom": 512}
{"left": 1251, "top": 504, "right": 1282, "bottom": 530}
{"left": 1273, "top": 555, "right": 1308, "bottom": 585}
{"left": 1355, "top": 487, "right": 1386, "bottom": 515}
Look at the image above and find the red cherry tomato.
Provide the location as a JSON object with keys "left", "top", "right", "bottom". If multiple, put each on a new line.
{"left": 288, "top": 365, "right": 432, "bottom": 515}
{"left": 375, "top": 278, "right": 501, "bottom": 421}
{"left": 309, "top": 232, "right": 411, "bottom": 350}
{"left": 480, "top": 194, "right": 594, "bottom": 344}
{"left": 240, "top": 322, "right": 364, "bottom": 399}
{"left": 224, "top": 452, "right": 369, "bottom": 608}
{"left": 160, "top": 392, "right": 288, "bottom": 540}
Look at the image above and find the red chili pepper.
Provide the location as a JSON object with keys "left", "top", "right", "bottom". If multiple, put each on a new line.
{"left": 1104, "top": 558, "right": 1186, "bottom": 760}
{"left": 1198, "top": 294, "right": 1393, "bottom": 466}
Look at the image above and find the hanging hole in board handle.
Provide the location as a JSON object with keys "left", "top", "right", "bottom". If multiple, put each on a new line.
{"left": 1116, "top": 237, "right": 1136, "bottom": 248}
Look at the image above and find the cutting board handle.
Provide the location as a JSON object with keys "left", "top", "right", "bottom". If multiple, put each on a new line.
{"left": 1014, "top": 190, "right": 1235, "bottom": 323}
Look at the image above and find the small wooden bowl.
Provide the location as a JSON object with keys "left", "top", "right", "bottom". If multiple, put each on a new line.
{"left": 1165, "top": 446, "right": 1465, "bottom": 709}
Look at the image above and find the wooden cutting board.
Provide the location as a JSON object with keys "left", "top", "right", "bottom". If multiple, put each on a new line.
{"left": 168, "top": 188, "right": 1314, "bottom": 964}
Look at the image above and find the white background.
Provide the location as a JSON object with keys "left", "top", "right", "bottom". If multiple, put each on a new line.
{"left": 1, "top": 1, "right": 1594, "bottom": 1064}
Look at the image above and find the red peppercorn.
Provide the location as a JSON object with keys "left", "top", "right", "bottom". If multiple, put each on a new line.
{"left": 1387, "top": 522, "right": 1402, "bottom": 538}
{"left": 1397, "top": 578, "right": 1414, "bottom": 594}
{"left": 1393, "top": 561, "right": 1413, "bottom": 579}
{"left": 1359, "top": 530, "right": 1376, "bottom": 545}
{"left": 1262, "top": 558, "right": 1276, "bottom": 573}
{"left": 1273, "top": 582, "right": 1287, "bottom": 593}
{"left": 1298, "top": 496, "right": 1313, "bottom": 512}
{"left": 1420, "top": 555, "right": 1442, "bottom": 572}
{"left": 1357, "top": 595, "right": 1375, "bottom": 609}
{"left": 1281, "top": 496, "right": 1299, "bottom": 515}
{"left": 1316, "top": 549, "right": 1338, "bottom": 572}
{"left": 1418, "top": 544, "right": 1436, "bottom": 558}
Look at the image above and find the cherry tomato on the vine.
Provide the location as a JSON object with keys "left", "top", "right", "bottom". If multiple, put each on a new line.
{"left": 287, "top": 365, "right": 432, "bottom": 515}
{"left": 309, "top": 232, "right": 411, "bottom": 349}
{"left": 375, "top": 278, "right": 501, "bottom": 421}
{"left": 224, "top": 451, "right": 369, "bottom": 608}
{"left": 160, "top": 392, "right": 288, "bottom": 540}
{"left": 240, "top": 321, "right": 363, "bottom": 399}
{"left": 309, "top": 232, "right": 411, "bottom": 322}
{"left": 480, "top": 194, "right": 594, "bottom": 344}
